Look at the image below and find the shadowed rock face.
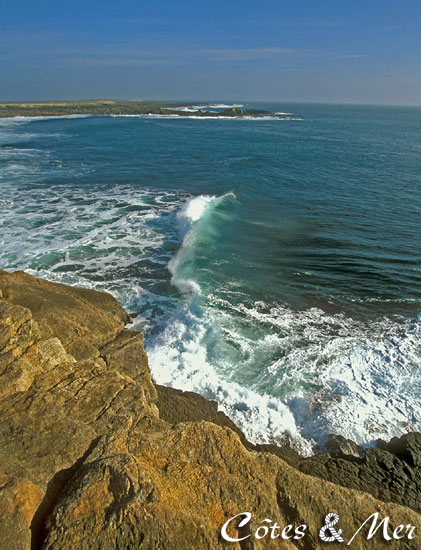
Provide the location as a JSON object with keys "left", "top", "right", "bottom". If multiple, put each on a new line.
{"left": 0, "top": 270, "right": 419, "bottom": 550}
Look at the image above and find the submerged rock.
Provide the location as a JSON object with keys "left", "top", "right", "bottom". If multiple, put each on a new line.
{"left": 0, "top": 270, "right": 419, "bottom": 549}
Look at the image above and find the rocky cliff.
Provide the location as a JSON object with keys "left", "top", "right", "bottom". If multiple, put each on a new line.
{"left": 0, "top": 270, "right": 419, "bottom": 549}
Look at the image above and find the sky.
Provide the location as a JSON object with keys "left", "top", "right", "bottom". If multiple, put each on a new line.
{"left": 1, "top": 0, "right": 421, "bottom": 105}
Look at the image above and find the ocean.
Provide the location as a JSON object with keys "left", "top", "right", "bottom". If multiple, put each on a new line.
{"left": 1, "top": 102, "right": 420, "bottom": 454}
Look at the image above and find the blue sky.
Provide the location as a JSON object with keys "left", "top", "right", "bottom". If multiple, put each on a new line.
{"left": 1, "top": 0, "right": 421, "bottom": 104}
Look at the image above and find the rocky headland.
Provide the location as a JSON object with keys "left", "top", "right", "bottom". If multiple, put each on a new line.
{"left": 0, "top": 269, "right": 419, "bottom": 549}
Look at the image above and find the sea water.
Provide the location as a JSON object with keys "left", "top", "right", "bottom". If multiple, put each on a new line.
{"left": 1, "top": 103, "right": 420, "bottom": 454}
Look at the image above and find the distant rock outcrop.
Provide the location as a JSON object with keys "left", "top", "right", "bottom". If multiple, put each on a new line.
{"left": 0, "top": 270, "right": 419, "bottom": 549}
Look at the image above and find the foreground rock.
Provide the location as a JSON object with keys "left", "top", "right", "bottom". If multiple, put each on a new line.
{"left": 0, "top": 270, "right": 419, "bottom": 549}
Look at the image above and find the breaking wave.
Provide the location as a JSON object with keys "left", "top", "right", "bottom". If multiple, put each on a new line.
{"left": 1, "top": 111, "right": 419, "bottom": 455}
{"left": 146, "top": 195, "right": 421, "bottom": 453}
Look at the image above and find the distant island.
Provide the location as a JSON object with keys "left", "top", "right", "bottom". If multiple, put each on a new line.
{"left": 0, "top": 99, "right": 291, "bottom": 119}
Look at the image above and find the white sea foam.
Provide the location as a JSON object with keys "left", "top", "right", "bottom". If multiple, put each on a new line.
{"left": 166, "top": 103, "right": 245, "bottom": 111}
{"left": 1, "top": 114, "right": 93, "bottom": 122}
{"left": 110, "top": 113, "right": 295, "bottom": 121}
{"left": 208, "top": 298, "right": 421, "bottom": 445}
{"left": 147, "top": 305, "right": 309, "bottom": 452}
{"left": 146, "top": 193, "right": 420, "bottom": 451}
{"left": 165, "top": 106, "right": 201, "bottom": 112}
{"left": 148, "top": 292, "right": 420, "bottom": 452}
{"left": 146, "top": 190, "right": 310, "bottom": 450}
{"left": 3, "top": 178, "right": 418, "bottom": 452}
{"left": 0, "top": 179, "right": 186, "bottom": 306}
{"left": 206, "top": 103, "right": 245, "bottom": 109}
{"left": 1, "top": 118, "right": 418, "bottom": 454}
{"left": 147, "top": 194, "right": 310, "bottom": 448}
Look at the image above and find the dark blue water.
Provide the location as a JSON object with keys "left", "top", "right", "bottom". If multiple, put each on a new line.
{"left": 1, "top": 103, "right": 420, "bottom": 453}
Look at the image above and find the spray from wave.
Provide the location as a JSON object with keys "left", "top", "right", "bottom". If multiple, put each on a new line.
{"left": 147, "top": 193, "right": 312, "bottom": 453}
{"left": 146, "top": 193, "right": 421, "bottom": 455}
{"left": 168, "top": 193, "right": 235, "bottom": 295}
{"left": 1, "top": 116, "right": 419, "bottom": 455}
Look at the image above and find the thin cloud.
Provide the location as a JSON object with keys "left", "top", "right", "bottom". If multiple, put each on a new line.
{"left": 0, "top": 32, "right": 364, "bottom": 69}
{"left": 338, "top": 53, "right": 364, "bottom": 60}
{"left": 66, "top": 57, "right": 170, "bottom": 68}
{"left": 277, "top": 19, "right": 347, "bottom": 29}
{"left": 198, "top": 47, "right": 296, "bottom": 62}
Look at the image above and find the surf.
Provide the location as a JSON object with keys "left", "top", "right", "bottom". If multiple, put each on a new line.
{"left": 168, "top": 193, "right": 237, "bottom": 295}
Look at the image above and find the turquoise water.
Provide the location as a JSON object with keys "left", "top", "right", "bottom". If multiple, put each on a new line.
{"left": 1, "top": 103, "right": 420, "bottom": 453}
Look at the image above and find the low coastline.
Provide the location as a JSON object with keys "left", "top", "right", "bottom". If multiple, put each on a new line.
{"left": 0, "top": 269, "right": 419, "bottom": 549}
{"left": 0, "top": 99, "right": 285, "bottom": 119}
